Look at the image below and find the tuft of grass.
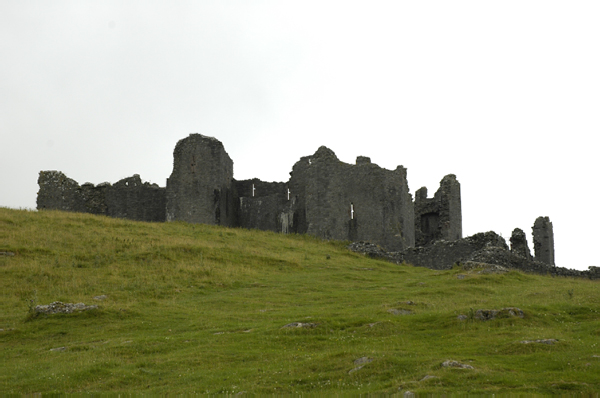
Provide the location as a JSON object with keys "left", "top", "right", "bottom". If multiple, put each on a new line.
{"left": 1, "top": 207, "right": 600, "bottom": 394}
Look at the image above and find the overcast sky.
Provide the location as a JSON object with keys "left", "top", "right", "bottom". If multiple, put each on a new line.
{"left": 1, "top": 1, "right": 598, "bottom": 270}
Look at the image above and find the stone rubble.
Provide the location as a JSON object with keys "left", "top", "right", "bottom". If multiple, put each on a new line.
{"left": 348, "top": 232, "right": 600, "bottom": 279}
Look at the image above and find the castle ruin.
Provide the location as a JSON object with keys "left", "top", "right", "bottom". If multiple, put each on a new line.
{"left": 37, "top": 133, "right": 560, "bottom": 272}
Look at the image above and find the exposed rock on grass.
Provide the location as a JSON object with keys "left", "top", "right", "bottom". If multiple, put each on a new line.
{"left": 281, "top": 322, "right": 318, "bottom": 329}
{"left": 354, "top": 357, "right": 373, "bottom": 365}
{"left": 462, "top": 261, "right": 509, "bottom": 274}
{"left": 388, "top": 309, "right": 413, "bottom": 315}
{"left": 441, "top": 360, "right": 474, "bottom": 369}
{"left": 475, "top": 307, "right": 524, "bottom": 320}
{"left": 521, "top": 339, "right": 558, "bottom": 345}
{"left": 34, "top": 301, "right": 98, "bottom": 315}
{"left": 349, "top": 357, "right": 373, "bottom": 374}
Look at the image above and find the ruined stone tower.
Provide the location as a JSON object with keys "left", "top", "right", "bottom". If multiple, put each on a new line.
{"left": 532, "top": 216, "right": 555, "bottom": 266}
{"left": 165, "top": 134, "right": 236, "bottom": 226}
{"left": 414, "top": 174, "right": 462, "bottom": 246}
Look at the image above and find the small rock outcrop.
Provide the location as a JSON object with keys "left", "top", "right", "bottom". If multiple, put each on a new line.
{"left": 475, "top": 307, "right": 524, "bottom": 321}
{"left": 281, "top": 322, "right": 318, "bottom": 329}
{"left": 34, "top": 301, "right": 98, "bottom": 315}
{"left": 441, "top": 360, "right": 474, "bottom": 369}
{"left": 388, "top": 309, "right": 413, "bottom": 315}
{"left": 521, "top": 339, "right": 558, "bottom": 345}
{"left": 354, "top": 357, "right": 374, "bottom": 365}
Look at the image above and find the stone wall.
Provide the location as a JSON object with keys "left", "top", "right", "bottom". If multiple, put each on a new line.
{"left": 37, "top": 134, "right": 567, "bottom": 273}
{"left": 235, "top": 178, "right": 288, "bottom": 232}
{"left": 165, "top": 134, "right": 236, "bottom": 226}
{"left": 37, "top": 171, "right": 165, "bottom": 221}
{"left": 36, "top": 136, "right": 460, "bottom": 252}
{"left": 37, "top": 171, "right": 87, "bottom": 212}
{"left": 286, "top": 146, "right": 415, "bottom": 251}
{"left": 414, "top": 174, "right": 462, "bottom": 246}
{"left": 106, "top": 175, "right": 166, "bottom": 222}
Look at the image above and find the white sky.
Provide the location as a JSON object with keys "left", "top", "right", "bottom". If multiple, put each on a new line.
{"left": 1, "top": 1, "right": 598, "bottom": 270}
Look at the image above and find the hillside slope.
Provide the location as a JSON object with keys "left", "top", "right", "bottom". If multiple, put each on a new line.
{"left": 1, "top": 208, "right": 599, "bottom": 394}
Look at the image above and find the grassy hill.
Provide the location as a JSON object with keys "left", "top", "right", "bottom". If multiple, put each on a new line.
{"left": 1, "top": 207, "right": 599, "bottom": 395}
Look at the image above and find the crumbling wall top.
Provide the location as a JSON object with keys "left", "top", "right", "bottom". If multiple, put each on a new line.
{"left": 356, "top": 156, "right": 371, "bottom": 165}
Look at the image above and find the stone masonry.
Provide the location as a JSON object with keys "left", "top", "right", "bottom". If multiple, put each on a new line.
{"left": 37, "top": 134, "right": 425, "bottom": 251}
{"left": 37, "top": 171, "right": 165, "bottom": 221}
{"left": 235, "top": 178, "right": 288, "bottom": 233}
{"left": 38, "top": 133, "right": 559, "bottom": 272}
{"left": 165, "top": 134, "right": 236, "bottom": 226}
{"left": 285, "top": 146, "right": 415, "bottom": 251}
{"left": 414, "top": 174, "right": 462, "bottom": 246}
{"left": 510, "top": 228, "right": 532, "bottom": 260}
{"left": 532, "top": 216, "right": 555, "bottom": 266}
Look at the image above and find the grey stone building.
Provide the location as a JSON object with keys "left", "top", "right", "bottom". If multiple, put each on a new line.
{"left": 38, "top": 133, "right": 468, "bottom": 253}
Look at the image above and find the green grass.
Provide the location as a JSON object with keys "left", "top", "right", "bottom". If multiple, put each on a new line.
{"left": 1, "top": 207, "right": 600, "bottom": 395}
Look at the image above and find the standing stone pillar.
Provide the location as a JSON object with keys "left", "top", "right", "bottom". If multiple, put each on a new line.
{"left": 532, "top": 216, "right": 555, "bottom": 266}
{"left": 165, "top": 134, "right": 235, "bottom": 226}
{"left": 510, "top": 228, "right": 532, "bottom": 260}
